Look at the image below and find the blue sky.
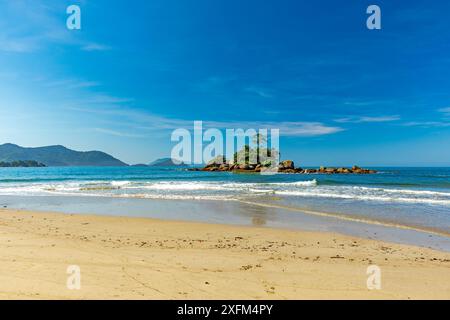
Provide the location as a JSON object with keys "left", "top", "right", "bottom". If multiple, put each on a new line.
{"left": 1, "top": 0, "right": 450, "bottom": 166}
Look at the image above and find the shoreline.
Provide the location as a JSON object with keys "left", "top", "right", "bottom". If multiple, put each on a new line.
{"left": 239, "top": 199, "right": 450, "bottom": 239}
{"left": 5, "top": 195, "right": 450, "bottom": 241}
{"left": 1, "top": 208, "right": 449, "bottom": 299}
{"left": 2, "top": 194, "right": 450, "bottom": 252}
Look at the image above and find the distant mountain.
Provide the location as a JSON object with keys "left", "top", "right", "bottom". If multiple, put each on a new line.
{"left": 0, "top": 143, "right": 128, "bottom": 167}
{"left": 148, "top": 157, "right": 188, "bottom": 167}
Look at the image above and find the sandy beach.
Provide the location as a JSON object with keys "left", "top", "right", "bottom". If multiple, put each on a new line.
{"left": 0, "top": 208, "right": 449, "bottom": 300}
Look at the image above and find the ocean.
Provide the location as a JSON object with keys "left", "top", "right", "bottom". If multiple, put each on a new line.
{"left": 0, "top": 166, "right": 449, "bottom": 249}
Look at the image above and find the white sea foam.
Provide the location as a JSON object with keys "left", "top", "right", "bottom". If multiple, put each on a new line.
{"left": 0, "top": 179, "right": 449, "bottom": 206}
{"left": 276, "top": 190, "right": 450, "bottom": 206}
{"left": 141, "top": 182, "right": 226, "bottom": 191}
{"left": 271, "top": 179, "right": 318, "bottom": 187}
{"left": 110, "top": 181, "right": 132, "bottom": 187}
{"left": 119, "top": 193, "right": 235, "bottom": 201}
{"left": 353, "top": 186, "right": 450, "bottom": 197}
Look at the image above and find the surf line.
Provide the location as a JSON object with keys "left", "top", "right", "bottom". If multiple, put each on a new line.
{"left": 237, "top": 199, "right": 450, "bottom": 239}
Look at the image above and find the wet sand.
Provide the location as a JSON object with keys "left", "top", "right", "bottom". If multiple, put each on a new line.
{"left": 3, "top": 195, "right": 450, "bottom": 252}
{"left": 0, "top": 208, "right": 449, "bottom": 299}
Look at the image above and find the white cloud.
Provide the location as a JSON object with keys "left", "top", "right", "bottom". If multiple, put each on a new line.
{"left": 193, "top": 76, "right": 237, "bottom": 92}
{"left": 334, "top": 115, "right": 400, "bottom": 123}
{"left": 0, "top": 36, "right": 39, "bottom": 53}
{"left": 272, "top": 122, "right": 343, "bottom": 136}
{"left": 402, "top": 108, "right": 450, "bottom": 127}
{"left": 343, "top": 100, "right": 394, "bottom": 107}
{"left": 245, "top": 86, "right": 274, "bottom": 98}
{"left": 438, "top": 107, "right": 450, "bottom": 115}
{"left": 83, "top": 94, "right": 134, "bottom": 104}
{"left": 200, "top": 120, "right": 343, "bottom": 136}
{"left": 93, "top": 128, "right": 145, "bottom": 138}
{"left": 71, "top": 105, "right": 343, "bottom": 137}
{"left": 0, "top": 2, "right": 110, "bottom": 53}
{"left": 44, "top": 78, "right": 100, "bottom": 89}
{"left": 70, "top": 81, "right": 100, "bottom": 89}
{"left": 81, "top": 43, "right": 112, "bottom": 52}
{"left": 402, "top": 121, "right": 450, "bottom": 128}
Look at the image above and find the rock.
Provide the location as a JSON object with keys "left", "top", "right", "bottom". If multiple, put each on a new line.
{"left": 280, "top": 160, "right": 294, "bottom": 170}
{"left": 261, "top": 166, "right": 278, "bottom": 174}
{"left": 207, "top": 156, "right": 226, "bottom": 166}
{"left": 261, "top": 159, "right": 273, "bottom": 167}
{"left": 205, "top": 163, "right": 220, "bottom": 169}
{"left": 198, "top": 159, "right": 377, "bottom": 175}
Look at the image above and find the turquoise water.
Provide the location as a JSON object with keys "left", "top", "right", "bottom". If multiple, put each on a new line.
{"left": 0, "top": 167, "right": 449, "bottom": 234}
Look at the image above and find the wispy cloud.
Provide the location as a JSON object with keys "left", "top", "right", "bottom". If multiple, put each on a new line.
{"left": 81, "top": 43, "right": 112, "bottom": 52}
{"left": 401, "top": 107, "right": 450, "bottom": 127}
{"left": 0, "top": 36, "right": 39, "bottom": 53}
{"left": 245, "top": 86, "right": 274, "bottom": 98}
{"left": 201, "top": 120, "right": 344, "bottom": 137}
{"left": 93, "top": 128, "right": 145, "bottom": 138}
{"left": 334, "top": 115, "right": 400, "bottom": 123}
{"left": 70, "top": 106, "right": 343, "bottom": 137}
{"left": 438, "top": 107, "right": 450, "bottom": 115}
{"left": 44, "top": 78, "right": 100, "bottom": 89}
{"left": 402, "top": 121, "right": 450, "bottom": 128}
{"left": 261, "top": 122, "right": 343, "bottom": 136}
{"left": 193, "top": 76, "right": 237, "bottom": 92}
{"left": 71, "top": 81, "right": 100, "bottom": 89}
{"left": 0, "top": 1, "right": 110, "bottom": 53}
{"left": 343, "top": 100, "right": 394, "bottom": 107}
{"left": 82, "top": 94, "right": 134, "bottom": 104}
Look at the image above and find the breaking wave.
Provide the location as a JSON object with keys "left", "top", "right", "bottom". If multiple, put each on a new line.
{"left": 0, "top": 178, "right": 449, "bottom": 206}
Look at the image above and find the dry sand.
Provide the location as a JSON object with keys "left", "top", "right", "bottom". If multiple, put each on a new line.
{"left": 0, "top": 208, "right": 449, "bottom": 300}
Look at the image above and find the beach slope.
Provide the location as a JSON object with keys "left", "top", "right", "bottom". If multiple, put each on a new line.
{"left": 0, "top": 209, "right": 449, "bottom": 299}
